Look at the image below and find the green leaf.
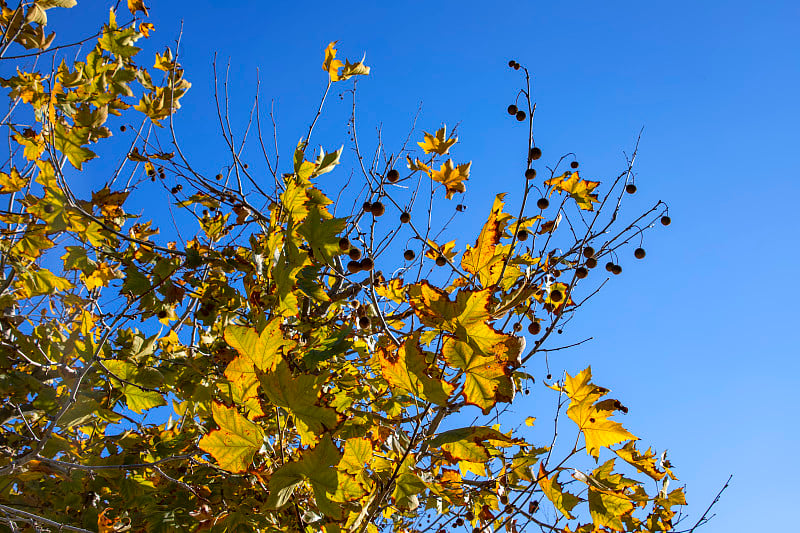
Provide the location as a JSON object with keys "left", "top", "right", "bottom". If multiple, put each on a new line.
{"left": 538, "top": 465, "right": 581, "bottom": 520}
{"left": 53, "top": 123, "right": 96, "bottom": 170}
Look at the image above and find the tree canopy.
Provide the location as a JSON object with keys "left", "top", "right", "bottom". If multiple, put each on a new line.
{"left": 0, "top": 3, "right": 685, "bottom": 532}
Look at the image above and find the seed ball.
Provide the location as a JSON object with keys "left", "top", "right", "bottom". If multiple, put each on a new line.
{"left": 362, "top": 201, "right": 372, "bottom": 212}
{"left": 119, "top": 125, "right": 127, "bottom": 132}
{"left": 557, "top": 328, "right": 563, "bottom": 334}
{"left": 626, "top": 183, "right": 637, "bottom": 194}
{"left": 661, "top": 215, "right": 671, "bottom": 226}
{"left": 456, "top": 204, "right": 466, "bottom": 212}
{"left": 403, "top": 249, "right": 415, "bottom": 261}
{"left": 525, "top": 168, "right": 537, "bottom": 179}
{"left": 348, "top": 248, "right": 362, "bottom": 260}
{"left": 583, "top": 246, "right": 595, "bottom": 258}
{"left": 546, "top": 373, "right": 552, "bottom": 380}
{"left": 570, "top": 161, "right": 579, "bottom": 169}
{"left": 528, "top": 322, "right": 541, "bottom": 335}
{"left": 634, "top": 247, "right": 646, "bottom": 259}
{"left": 499, "top": 494, "right": 508, "bottom": 505}
{"left": 550, "top": 290, "right": 563, "bottom": 302}
{"left": 400, "top": 212, "right": 410, "bottom": 224}
{"left": 157, "top": 310, "right": 167, "bottom": 319}
{"left": 576, "top": 266, "right": 588, "bottom": 279}
{"left": 517, "top": 229, "right": 529, "bottom": 241}
{"left": 516, "top": 110, "right": 526, "bottom": 121}
{"left": 465, "top": 511, "right": 475, "bottom": 521}
{"left": 524, "top": 389, "right": 530, "bottom": 395}
{"left": 359, "top": 257, "right": 374, "bottom": 271}
{"left": 243, "top": 163, "right": 249, "bottom": 169}
{"left": 513, "top": 322, "right": 523, "bottom": 332}
{"left": 530, "top": 147, "right": 542, "bottom": 160}
{"left": 370, "top": 201, "right": 385, "bottom": 216}
{"left": 508, "top": 59, "right": 516, "bottom": 67}
{"left": 358, "top": 316, "right": 370, "bottom": 329}
{"left": 338, "top": 237, "right": 350, "bottom": 251}
{"left": 586, "top": 257, "right": 598, "bottom": 268}
{"left": 536, "top": 197, "right": 549, "bottom": 210}
{"left": 507, "top": 104, "right": 518, "bottom": 115}
{"left": 605, "top": 261, "right": 615, "bottom": 272}
{"left": 435, "top": 255, "right": 447, "bottom": 267}
{"left": 513, "top": 62, "right": 521, "bottom": 70}
{"left": 611, "top": 264, "right": 622, "bottom": 275}
{"left": 387, "top": 169, "right": 400, "bottom": 183}
{"left": 43, "top": 204, "right": 54, "bottom": 214}
{"left": 151, "top": 176, "right": 156, "bottom": 182}
{"left": 171, "top": 186, "right": 180, "bottom": 194}
{"left": 347, "top": 260, "right": 361, "bottom": 274}
{"left": 215, "top": 173, "right": 223, "bottom": 180}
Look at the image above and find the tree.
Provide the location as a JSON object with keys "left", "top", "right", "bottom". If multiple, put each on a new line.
{"left": 0, "top": 3, "right": 687, "bottom": 533}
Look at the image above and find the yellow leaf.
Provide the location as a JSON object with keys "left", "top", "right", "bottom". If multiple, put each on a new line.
{"left": 322, "top": 41, "right": 344, "bottom": 81}
{"left": 417, "top": 126, "right": 457, "bottom": 155}
{"left": 525, "top": 416, "right": 536, "bottom": 426}
{"left": 138, "top": 22, "right": 154, "bottom": 37}
{"left": 375, "top": 277, "right": 406, "bottom": 304}
{"left": 223, "top": 356, "right": 265, "bottom": 418}
{"left": 378, "top": 333, "right": 454, "bottom": 406}
{"left": 563, "top": 367, "right": 638, "bottom": 458}
{"left": 0, "top": 167, "right": 28, "bottom": 193}
{"left": 428, "top": 159, "right": 471, "bottom": 199}
{"left": 198, "top": 403, "right": 264, "bottom": 473}
{"left": 338, "top": 437, "right": 372, "bottom": 475}
{"left": 544, "top": 171, "right": 600, "bottom": 211}
{"left": 538, "top": 465, "right": 581, "bottom": 519}
{"left": 224, "top": 319, "right": 293, "bottom": 373}
{"left": 460, "top": 194, "right": 512, "bottom": 286}
{"left": 83, "top": 262, "right": 117, "bottom": 290}
{"left": 442, "top": 338, "right": 512, "bottom": 412}
{"left": 424, "top": 239, "right": 457, "bottom": 261}
{"left": 127, "top": 0, "right": 149, "bottom": 16}
{"left": 339, "top": 56, "right": 370, "bottom": 81}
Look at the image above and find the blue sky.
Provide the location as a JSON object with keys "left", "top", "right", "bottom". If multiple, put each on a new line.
{"left": 52, "top": 1, "right": 800, "bottom": 530}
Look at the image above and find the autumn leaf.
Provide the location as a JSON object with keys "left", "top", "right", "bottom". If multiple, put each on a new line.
{"left": 378, "top": 333, "right": 454, "bottom": 405}
{"left": 428, "top": 159, "right": 471, "bottom": 199}
{"left": 224, "top": 319, "right": 293, "bottom": 373}
{"left": 322, "top": 41, "right": 344, "bottom": 81}
{"left": 460, "top": 194, "right": 512, "bottom": 286}
{"left": 127, "top": 0, "right": 148, "bottom": 16}
{"left": 563, "top": 367, "right": 638, "bottom": 458}
{"left": 442, "top": 337, "right": 512, "bottom": 412}
{"left": 199, "top": 403, "right": 264, "bottom": 473}
{"left": 545, "top": 171, "right": 600, "bottom": 210}
{"left": 418, "top": 126, "right": 457, "bottom": 155}
{"left": 538, "top": 465, "right": 582, "bottom": 519}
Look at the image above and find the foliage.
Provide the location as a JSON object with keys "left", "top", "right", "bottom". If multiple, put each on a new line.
{"left": 0, "top": 3, "right": 683, "bottom": 533}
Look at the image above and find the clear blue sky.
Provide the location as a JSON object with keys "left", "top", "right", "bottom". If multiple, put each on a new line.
{"left": 57, "top": 1, "right": 800, "bottom": 530}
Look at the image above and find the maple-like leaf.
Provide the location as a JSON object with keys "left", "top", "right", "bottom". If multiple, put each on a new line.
{"left": 442, "top": 337, "right": 512, "bottom": 412}
{"left": 538, "top": 465, "right": 582, "bottom": 519}
{"left": 461, "top": 194, "right": 512, "bottom": 286}
{"left": 198, "top": 403, "right": 264, "bottom": 473}
{"left": 544, "top": 171, "right": 600, "bottom": 210}
{"left": 258, "top": 361, "right": 339, "bottom": 446}
{"left": 224, "top": 319, "right": 293, "bottom": 373}
{"left": 417, "top": 126, "right": 457, "bottom": 155}
{"left": 563, "top": 367, "right": 638, "bottom": 458}
{"left": 428, "top": 159, "right": 471, "bottom": 199}
{"left": 322, "top": 41, "right": 344, "bottom": 81}
{"left": 378, "top": 333, "right": 454, "bottom": 405}
{"left": 615, "top": 441, "right": 672, "bottom": 481}
{"left": 266, "top": 435, "right": 341, "bottom": 517}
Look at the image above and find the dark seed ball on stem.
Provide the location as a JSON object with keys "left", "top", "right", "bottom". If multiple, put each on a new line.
{"left": 362, "top": 201, "right": 372, "bottom": 212}
{"left": 435, "top": 255, "right": 447, "bottom": 267}
{"left": 338, "top": 237, "right": 350, "bottom": 251}
{"left": 508, "top": 59, "right": 516, "bottom": 68}
{"left": 516, "top": 229, "right": 529, "bottom": 241}
{"left": 626, "top": 183, "right": 637, "bottom": 194}
{"left": 348, "top": 248, "right": 362, "bottom": 261}
{"left": 605, "top": 262, "right": 615, "bottom": 272}
{"left": 403, "top": 249, "right": 415, "bottom": 261}
{"left": 507, "top": 104, "right": 518, "bottom": 115}
{"left": 525, "top": 168, "right": 537, "bottom": 179}
{"left": 347, "top": 261, "right": 361, "bottom": 274}
{"left": 359, "top": 257, "right": 374, "bottom": 271}
{"left": 515, "top": 110, "right": 526, "bottom": 121}
{"left": 611, "top": 264, "right": 622, "bottom": 275}
{"left": 358, "top": 316, "right": 370, "bottom": 329}
{"left": 576, "top": 266, "right": 588, "bottom": 279}
{"left": 370, "top": 201, "right": 385, "bottom": 216}
{"left": 661, "top": 215, "right": 671, "bottom": 226}
{"left": 400, "top": 212, "right": 410, "bottom": 224}
{"left": 530, "top": 147, "right": 542, "bottom": 160}
{"left": 634, "top": 247, "right": 646, "bottom": 259}
{"left": 586, "top": 257, "right": 598, "bottom": 268}
{"left": 386, "top": 169, "right": 400, "bottom": 183}
{"left": 528, "top": 322, "right": 541, "bottom": 335}
{"left": 456, "top": 204, "right": 467, "bottom": 212}
{"left": 550, "top": 290, "right": 563, "bottom": 302}
{"left": 570, "top": 161, "right": 579, "bottom": 169}
{"left": 583, "top": 246, "right": 595, "bottom": 258}
{"left": 536, "top": 197, "right": 549, "bottom": 210}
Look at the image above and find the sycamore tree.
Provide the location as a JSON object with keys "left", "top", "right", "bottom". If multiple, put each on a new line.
{"left": 0, "top": 3, "right": 689, "bottom": 533}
